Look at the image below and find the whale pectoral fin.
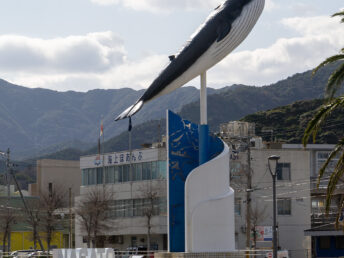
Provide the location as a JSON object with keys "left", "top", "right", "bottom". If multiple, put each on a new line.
{"left": 115, "top": 100, "right": 144, "bottom": 121}
{"left": 216, "top": 22, "right": 232, "bottom": 42}
{"left": 115, "top": 104, "right": 134, "bottom": 121}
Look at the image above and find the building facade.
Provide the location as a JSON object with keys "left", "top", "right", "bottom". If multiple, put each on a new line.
{"left": 228, "top": 138, "right": 344, "bottom": 257}
{"left": 29, "top": 159, "right": 81, "bottom": 199}
{"left": 76, "top": 146, "right": 167, "bottom": 251}
{"left": 27, "top": 159, "right": 81, "bottom": 249}
{"left": 302, "top": 144, "right": 344, "bottom": 257}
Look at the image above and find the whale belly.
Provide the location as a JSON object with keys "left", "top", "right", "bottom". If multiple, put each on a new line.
{"left": 154, "top": 0, "right": 265, "bottom": 99}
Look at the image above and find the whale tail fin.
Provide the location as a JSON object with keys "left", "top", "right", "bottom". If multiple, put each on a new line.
{"left": 115, "top": 100, "right": 144, "bottom": 121}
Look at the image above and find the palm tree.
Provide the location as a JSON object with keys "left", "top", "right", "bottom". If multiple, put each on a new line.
{"left": 303, "top": 10, "right": 344, "bottom": 226}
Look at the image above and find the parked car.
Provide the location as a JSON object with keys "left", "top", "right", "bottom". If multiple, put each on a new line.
{"left": 10, "top": 250, "right": 35, "bottom": 258}
{"left": 122, "top": 246, "right": 148, "bottom": 257}
{"left": 11, "top": 250, "right": 51, "bottom": 258}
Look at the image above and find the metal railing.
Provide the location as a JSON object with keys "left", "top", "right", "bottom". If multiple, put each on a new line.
{"left": 0, "top": 249, "right": 313, "bottom": 258}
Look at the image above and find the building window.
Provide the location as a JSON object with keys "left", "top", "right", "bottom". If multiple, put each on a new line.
{"left": 235, "top": 198, "right": 241, "bottom": 215}
{"left": 316, "top": 152, "right": 339, "bottom": 186}
{"left": 311, "top": 198, "right": 325, "bottom": 214}
{"left": 96, "top": 168, "right": 103, "bottom": 184}
{"left": 319, "top": 236, "right": 331, "bottom": 249}
{"left": 133, "top": 199, "right": 143, "bottom": 216}
{"left": 277, "top": 198, "right": 291, "bottom": 215}
{"left": 311, "top": 198, "right": 324, "bottom": 209}
{"left": 276, "top": 163, "right": 290, "bottom": 181}
{"left": 82, "top": 160, "right": 167, "bottom": 185}
{"left": 158, "top": 161, "right": 167, "bottom": 179}
{"left": 142, "top": 162, "right": 151, "bottom": 180}
{"left": 82, "top": 169, "right": 88, "bottom": 185}
{"left": 122, "top": 165, "right": 130, "bottom": 182}
{"left": 89, "top": 169, "right": 96, "bottom": 185}
{"left": 105, "top": 167, "right": 114, "bottom": 184}
{"left": 114, "top": 166, "right": 121, "bottom": 183}
{"left": 135, "top": 163, "right": 142, "bottom": 181}
{"left": 110, "top": 197, "right": 167, "bottom": 219}
{"left": 151, "top": 162, "right": 157, "bottom": 179}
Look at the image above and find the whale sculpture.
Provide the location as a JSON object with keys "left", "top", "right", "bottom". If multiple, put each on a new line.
{"left": 115, "top": 0, "right": 265, "bottom": 121}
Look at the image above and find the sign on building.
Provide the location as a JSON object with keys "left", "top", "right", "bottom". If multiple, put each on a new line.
{"left": 266, "top": 250, "right": 289, "bottom": 258}
{"left": 253, "top": 226, "right": 272, "bottom": 241}
{"left": 80, "top": 148, "right": 159, "bottom": 169}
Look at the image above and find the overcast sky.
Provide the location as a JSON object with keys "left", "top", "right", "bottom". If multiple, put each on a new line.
{"left": 1, "top": 0, "right": 343, "bottom": 92}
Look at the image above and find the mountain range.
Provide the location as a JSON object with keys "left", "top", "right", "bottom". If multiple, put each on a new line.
{"left": 0, "top": 63, "right": 335, "bottom": 160}
{"left": 0, "top": 80, "right": 211, "bottom": 159}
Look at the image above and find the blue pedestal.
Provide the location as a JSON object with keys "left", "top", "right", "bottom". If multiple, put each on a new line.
{"left": 199, "top": 124, "right": 209, "bottom": 165}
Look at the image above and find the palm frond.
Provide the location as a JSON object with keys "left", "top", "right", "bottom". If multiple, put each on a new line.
{"left": 312, "top": 53, "right": 344, "bottom": 77}
{"left": 317, "top": 138, "right": 344, "bottom": 187}
{"left": 332, "top": 11, "right": 344, "bottom": 23}
{"left": 335, "top": 195, "right": 344, "bottom": 228}
{"left": 302, "top": 97, "right": 344, "bottom": 145}
{"left": 326, "top": 61, "right": 344, "bottom": 98}
{"left": 325, "top": 153, "right": 344, "bottom": 213}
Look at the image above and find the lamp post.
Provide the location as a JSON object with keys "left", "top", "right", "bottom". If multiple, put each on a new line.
{"left": 0, "top": 148, "right": 11, "bottom": 252}
{"left": 268, "top": 155, "right": 280, "bottom": 258}
{"left": 0, "top": 148, "right": 11, "bottom": 199}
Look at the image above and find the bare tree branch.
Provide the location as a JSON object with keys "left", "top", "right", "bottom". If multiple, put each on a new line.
{"left": 137, "top": 182, "right": 163, "bottom": 252}
{"left": 76, "top": 188, "right": 113, "bottom": 248}
{"left": 0, "top": 207, "right": 17, "bottom": 252}
{"left": 39, "top": 183, "right": 66, "bottom": 251}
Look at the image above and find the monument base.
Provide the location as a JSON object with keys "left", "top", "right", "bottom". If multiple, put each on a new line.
{"left": 154, "top": 252, "right": 244, "bottom": 258}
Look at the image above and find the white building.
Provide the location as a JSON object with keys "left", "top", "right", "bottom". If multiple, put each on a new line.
{"left": 230, "top": 141, "right": 339, "bottom": 258}
{"left": 76, "top": 145, "right": 167, "bottom": 251}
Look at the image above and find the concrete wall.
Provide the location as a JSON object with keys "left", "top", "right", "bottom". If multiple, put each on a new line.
{"left": 36, "top": 159, "right": 81, "bottom": 200}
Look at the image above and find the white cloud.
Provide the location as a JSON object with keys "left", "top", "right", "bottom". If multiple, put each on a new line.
{"left": 0, "top": 32, "right": 125, "bottom": 73}
{"left": 289, "top": 3, "right": 318, "bottom": 16}
{"left": 265, "top": 0, "right": 277, "bottom": 11}
{"left": 2, "top": 14, "right": 344, "bottom": 92}
{"left": 207, "top": 15, "right": 344, "bottom": 86}
{"left": 90, "top": 0, "right": 278, "bottom": 13}
{"left": 90, "top": 0, "right": 220, "bottom": 12}
{"left": 3, "top": 49, "right": 167, "bottom": 92}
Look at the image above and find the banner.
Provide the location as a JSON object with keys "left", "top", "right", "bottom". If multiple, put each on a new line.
{"left": 252, "top": 226, "right": 272, "bottom": 241}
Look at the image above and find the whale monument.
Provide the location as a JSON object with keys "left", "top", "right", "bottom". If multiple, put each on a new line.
{"left": 115, "top": 0, "right": 265, "bottom": 121}
{"left": 115, "top": 0, "right": 265, "bottom": 253}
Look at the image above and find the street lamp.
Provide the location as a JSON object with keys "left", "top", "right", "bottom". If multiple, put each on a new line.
{"left": 0, "top": 148, "right": 11, "bottom": 198}
{"left": 0, "top": 148, "right": 11, "bottom": 252}
{"left": 268, "top": 155, "right": 280, "bottom": 258}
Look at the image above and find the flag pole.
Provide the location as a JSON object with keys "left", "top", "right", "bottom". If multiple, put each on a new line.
{"left": 100, "top": 118, "right": 105, "bottom": 188}
{"left": 128, "top": 117, "right": 132, "bottom": 180}
{"left": 128, "top": 117, "right": 133, "bottom": 200}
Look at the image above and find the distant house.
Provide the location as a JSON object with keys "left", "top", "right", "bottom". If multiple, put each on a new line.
{"left": 27, "top": 159, "right": 81, "bottom": 249}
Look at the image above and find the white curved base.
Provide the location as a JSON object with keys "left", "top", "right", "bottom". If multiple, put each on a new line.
{"left": 185, "top": 141, "right": 235, "bottom": 252}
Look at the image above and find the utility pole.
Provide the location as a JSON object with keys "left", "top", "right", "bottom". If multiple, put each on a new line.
{"left": 69, "top": 188, "right": 72, "bottom": 248}
{"left": 5, "top": 148, "right": 11, "bottom": 252}
{"left": 10, "top": 168, "right": 45, "bottom": 251}
{"left": 6, "top": 148, "right": 10, "bottom": 200}
{"left": 219, "top": 121, "right": 255, "bottom": 255}
{"left": 246, "top": 138, "right": 252, "bottom": 253}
